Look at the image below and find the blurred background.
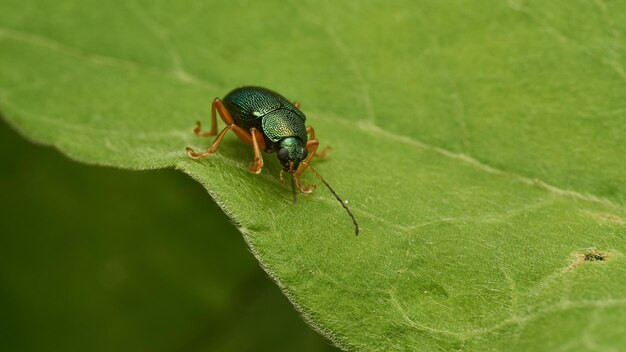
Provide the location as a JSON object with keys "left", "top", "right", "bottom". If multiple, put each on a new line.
{"left": 0, "top": 118, "right": 338, "bottom": 352}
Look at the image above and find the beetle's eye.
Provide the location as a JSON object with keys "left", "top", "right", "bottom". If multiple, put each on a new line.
{"left": 277, "top": 148, "right": 289, "bottom": 160}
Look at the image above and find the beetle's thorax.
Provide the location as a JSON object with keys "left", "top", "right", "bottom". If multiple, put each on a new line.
{"left": 277, "top": 137, "right": 308, "bottom": 172}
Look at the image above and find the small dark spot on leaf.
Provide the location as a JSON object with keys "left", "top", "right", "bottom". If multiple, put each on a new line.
{"left": 582, "top": 249, "right": 608, "bottom": 261}
{"left": 567, "top": 248, "right": 610, "bottom": 271}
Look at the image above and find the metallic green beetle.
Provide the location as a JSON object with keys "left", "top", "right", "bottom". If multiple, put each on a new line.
{"left": 186, "top": 86, "right": 359, "bottom": 235}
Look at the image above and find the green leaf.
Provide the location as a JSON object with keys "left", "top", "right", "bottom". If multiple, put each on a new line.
{"left": 1, "top": 0, "right": 625, "bottom": 350}
{"left": 0, "top": 120, "right": 338, "bottom": 352}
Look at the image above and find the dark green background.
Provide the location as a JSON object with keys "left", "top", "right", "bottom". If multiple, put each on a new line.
{"left": 0, "top": 119, "right": 337, "bottom": 352}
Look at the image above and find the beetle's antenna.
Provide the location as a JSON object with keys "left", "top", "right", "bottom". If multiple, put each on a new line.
{"left": 289, "top": 161, "right": 297, "bottom": 204}
{"left": 302, "top": 161, "right": 359, "bottom": 236}
{"left": 290, "top": 175, "right": 297, "bottom": 204}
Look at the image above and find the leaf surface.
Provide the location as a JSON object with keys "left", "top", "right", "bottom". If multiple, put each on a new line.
{"left": 0, "top": 120, "right": 337, "bottom": 352}
{"left": 1, "top": 0, "right": 625, "bottom": 350}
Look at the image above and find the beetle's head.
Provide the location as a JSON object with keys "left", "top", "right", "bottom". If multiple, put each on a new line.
{"left": 277, "top": 137, "right": 308, "bottom": 173}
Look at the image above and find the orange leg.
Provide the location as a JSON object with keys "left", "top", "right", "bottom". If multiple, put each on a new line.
{"left": 193, "top": 98, "right": 222, "bottom": 137}
{"left": 248, "top": 127, "right": 265, "bottom": 174}
{"left": 187, "top": 125, "right": 232, "bottom": 158}
{"left": 306, "top": 126, "right": 330, "bottom": 159}
{"left": 230, "top": 124, "right": 253, "bottom": 145}
{"left": 306, "top": 125, "right": 316, "bottom": 140}
{"left": 187, "top": 98, "right": 255, "bottom": 159}
{"left": 186, "top": 99, "right": 267, "bottom": 175}
{"left": 293, "top": 101, "right": 301, "bottom": 109}
{"left": 294, "top": 139, "right": 319, "bottom": 193}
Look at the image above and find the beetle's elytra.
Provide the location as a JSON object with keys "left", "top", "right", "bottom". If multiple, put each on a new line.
{"left": 185, "top": 86, "right": 359, "bottom": 235}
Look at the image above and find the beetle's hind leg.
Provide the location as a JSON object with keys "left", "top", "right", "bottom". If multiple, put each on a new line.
{"left": 306, "top": 126, "right": 331, "bottom": 159}
{"left": 192, "top": 121, "right": 213, "bottom": 137}
{"left": 192, "top": 98, "right": 223, "bottom": 137}
{"left": 187, "top": 98, "right": 236, "bottom": 158}
{"left": 186, "top": 108, "right": 267, "bottom": 175}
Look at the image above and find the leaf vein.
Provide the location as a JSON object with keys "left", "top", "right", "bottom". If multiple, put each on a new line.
{"left": 357, "top": 121, "right": 625, "bottom": 212}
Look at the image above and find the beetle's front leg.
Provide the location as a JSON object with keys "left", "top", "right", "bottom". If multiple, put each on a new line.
{"left": 306, "top": 126, "right": 330, "bottom": 159}
{"left": 294, "top": 139, "right": 320, "bottom": 193}
{"left": 295, "top": 176, "right": 316, "bottom": 194}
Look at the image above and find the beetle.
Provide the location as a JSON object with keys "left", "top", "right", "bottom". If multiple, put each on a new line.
{"left": 185, "top": 86, "right": 359, "bottom": 235}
